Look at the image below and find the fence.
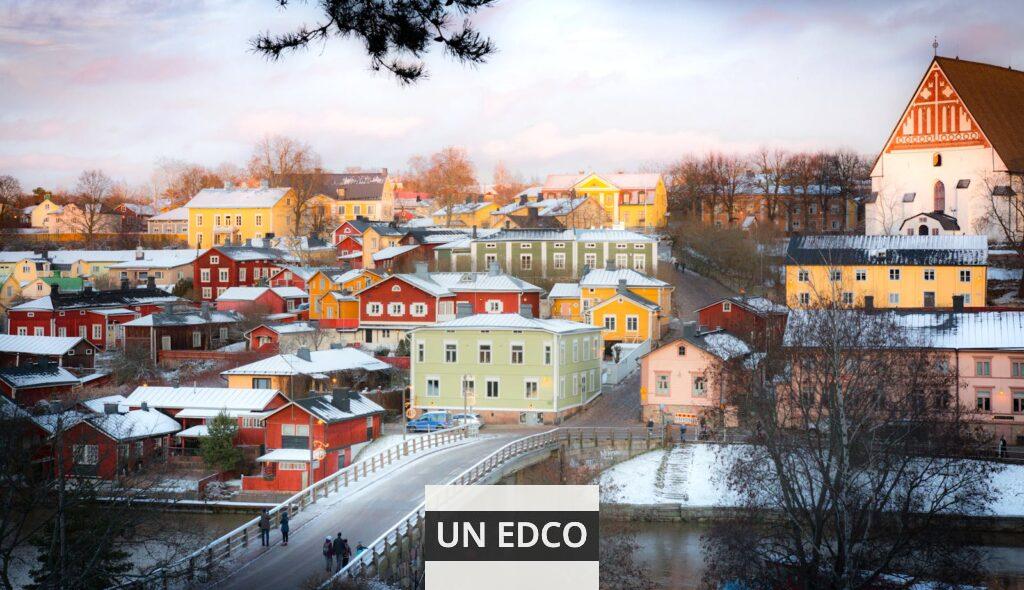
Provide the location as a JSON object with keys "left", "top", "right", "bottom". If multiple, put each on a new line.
{"left": 115, "top": 425, "right": 469, "bottom": 589}
{"left": 601, "top": 339, "right": 651, "bottom": 385}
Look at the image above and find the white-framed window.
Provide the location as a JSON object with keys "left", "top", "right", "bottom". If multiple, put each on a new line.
{"left": 655, "top": 373, "right": 670, "bottom": 395}
{"left": 960, "top": 269, "right": 972, "bottom": 282}
{"left": 366, "top": 302, "right": 383, "bottom": 316}
{"left": 553, "top": 253, "right": 566, "bottom": 270}
{"left": 57, "top": 327, "right": 66, "bottom": 337}
{"left": 798, "top": 293, "right": 810, "bottom": 305}
{"left": 553, "top": 242, "right": 565, "bottom": 249}
{"left": 391, "top": 284, "right": 401, "bottom": 292}
{"left": 722, "top": 301, "right": 732, "bottom": 312}
{"left": 239, "top": 268, "right": 246, "bottom": 282}
{"left": 484, "top": 253, "right": 497, "bottom": 267}
{"left": 524, "top": 379, "right": 539, "bottom": 400}
{"left": 193, "top": 331, "right": 202, "bottom": 347}
{"left": 829, "top": 269, "right": 841, "bottom": 282}
{"left": 445, "top": 343, "right": 458, "bottom": 363}
{"left": 209, "top": 255, "right": 219, "bottom": 265}
{"left": 693, "top": 376, "right": 707, "bottom": 397}
{"left": 616, "top": 243, "right": 627, "bottom": 250}
{"left": 603, "top": 315, "right": 616, "bottom": 331}
{"left": 486, "top": 300, "right": 503, "bottom": 313}
{"left": 855, "top": 269, "right": 867, "bottom": 281}
{"left": 615, "top": 253, "right": 627, "bottom": 268}
{"left": 461, "top": 376, "right": 475, "bottom": 399}
{"left": 520, "top": 242, "right": 532, "bottom": 249}
{"left": 626, "top": 315, "right": 639, "bottom": 332}
{"left": 959, "top": 293, "right": 972, "bottom": 305}
{"left": 218, "top": 269, "right": 229, "bottom": 282}
{"left": 889, "top": 268, "right": 900, "bottom": 280}
{"left": 92, "top": 324, "right": 102, "bottom": 340}
{"left": 410, "top": 303, "right": 427, "bottom": 317}
{"left": 16, "top": 327, "right": 26, "bottom": 336}
{"left": 255, "top": 214, "right": 263, "bottom": 226}
{"left": 511, "top": 343, "right": 524, "bottom": 364}
{"left": 888, "top": 293, "right": 900, "bottom": 305}
{"left": 924, "top": 269, "right": 935, "bottom": 281}
{"left": 584, "top": 253, "right": 597, "bottom": 268}
{"left": 520, "top": 254, "right": 532, "bottom": 271}
{"left": 33, "top": 327, "right": 43, "bottom": 336}
{"left": 219, "top": 327, "right": 228, "bottom": 340}
{"left": 73, "top": 444, "right": 99, "bottom": 466}
{"left": 544, "top": 344, "right": 552, "bottom": 365}
{"left": 416, "top": 342, "right": 425, "bottom": 362}
{"left": 572, "top": 340, "right": 579, "bottom": 362}
{"left": 200, "top": 269, "right": 210, "bottom": 283}
{"left": 479, "top": 342, "right": 492, "bottom": 364}
{"left": 387, "top": 302, "right": 405, "bottom": 316}
{"left": 633, "top": 254, "right": 645, "bottom": 272}
{"left": 217, "top": 287, "right": 226, "bottom": 298}
{"left": 842, "top": 292, "right": 854, "bottom": 305}
{"left": 202, "top": 287, "right": 212, "bottom": 299}
{"left": 486, "top": 379, "right": 500, "bottom": 399}
{"left": 426, "top": 378, "right": 440, "bottom": 397}
{"left": 798, "top": 270, "right": 809, "bottom": 282}
{"left": 573, "top": 374, "right": 579, "bottom": 396}
{"left": 485, "top": 243, "right": 497, "bottom": 249}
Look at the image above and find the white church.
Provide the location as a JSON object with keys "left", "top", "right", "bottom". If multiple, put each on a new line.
{"left": 866, "top": 55, "right": 1024, "bottom": 239}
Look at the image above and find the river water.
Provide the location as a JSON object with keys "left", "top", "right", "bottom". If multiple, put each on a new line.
{"left": 632, "top": 522, "right": 1024, "bottom": 590}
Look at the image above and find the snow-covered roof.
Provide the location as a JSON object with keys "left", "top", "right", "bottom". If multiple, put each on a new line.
{"left": 121, "top": 203, "right": 157, "bottom": 216}
{"left": 123, "top": 309, "right": 239, "bottom": 327}
{"left": 125, "top": 386, "right": 283, "bottom": 411}
{"left": 680, "top": 329, "right": 752, "bottom": 361}
{"left": 548, "top": 283, "right": 581, "bottom": 299}
{"left": 432, "top": 202, "right": 493, "bottom": 216}
{"left": 221, "top": 348, "right": 390, "bottom": 376}
{"left": 0, "top": 334, "right": 89, "bottom": 355}
{"left": 46, "top": 250, "right": 150, "bottom": 266}
{"left": 109, "top": 250, "right": 200, "bottom": 269}
{"left": 176, "top": 425, "right": 209, "bottom": 438}
{"left": 714, "top": 296, "right": 789, "bottom": 316}
{"left": 425, "top": 313, "right": 600, "bottom": 334}
{"left": 492, "top": 197, "right": 589, "bottom": 217}
{"left": 580, "top": 268, "right": 669, "bottom": 288}
{"left": 591, "top": 290, "right": 660, "bottom": 311}
{"left": 371, "top": 244, "right": 419, "bottom": 261}
{"left": 0, "top": 365, "right": 80, "bottom": 389}
{"left": 430, "top": 272, "right": 544, "bottom": 293}
{"left": 149, "top": 207, "right": 188, "bottom": 221}
{"left": 290, "top": 392, "right": 385, "bottom": 423}
{"left": 786, "top": 235, "right": 988, "bottom": 266}
{"left": 258, "top": 448, "right": 314, "bottom": 463}
{"left": 363, "top": 273, "right": 453, "bottom": 298}
{"left": 174, "top": 408, "right": 270, "bottom": 419}
{"left": 214, "top": 245, "right": 295, "bottom": 262}
{"left": 81, "top": 394, "right": 128, "bottom": 414}
{"left": 543, "top": 172, "right": 662, "bottom": 191}
{"left": 89, "top": 409, "right": 181, "bottom": 441}
{"left": 216, "top": 286, "right": 307, "bottom": 302}
{"left": 185, "top": 187, "right": 290, "bottom": 209}
{"left": 0, "top": 251, "right": 41, "bottom": 263}
{"left": 89, "top": 308, "right": 135, "bottom": 316}
{"left": 268, "top": 322, "right": 318, "bottom": 335}
{"left": 785, "top": 310, "right": 1024, "bottom": 350}
{"left": 475, "top": 229, "right": 655, "bottom": 243}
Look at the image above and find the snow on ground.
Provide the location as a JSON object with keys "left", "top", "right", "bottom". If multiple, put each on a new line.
{"left": 989, "top": 267, "right": 1022, "bottom": 281}
{"left": 217, "top": 341, "right": 248, "bottom": 352}
{"left": 601, "top": 445, "right": 1024, "bottom": 516}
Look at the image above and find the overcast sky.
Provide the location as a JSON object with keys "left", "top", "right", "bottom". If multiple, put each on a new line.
{"left": 3, "top": 0, "right": 1024, "bottom": 191}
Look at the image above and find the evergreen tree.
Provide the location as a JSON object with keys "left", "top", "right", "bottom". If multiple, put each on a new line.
{"left": 200, "top": 411, "right": 242, "bottom": 472}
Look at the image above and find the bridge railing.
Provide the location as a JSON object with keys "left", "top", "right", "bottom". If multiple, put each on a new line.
{"left": 114, "top": 425, "right": 470, "bottom": 589}
{"left": 323, "top": 425, "right": 666, "bottom": 588}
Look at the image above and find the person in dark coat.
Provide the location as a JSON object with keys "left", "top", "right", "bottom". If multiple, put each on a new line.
{"left": 333, "top": 533, "right": 345, "bottom": 571}
{"left": 679, "top": 424, "right": 687, "bottom": 443}
{"left": 341, "top": 538, "right": 352, "bottom": 567}
{"left": 646, "top": 418, "right": 655, "bottom": 436}
{"left": 999, "top": 436, "right": 1008, "bottom": 458}
{"left": 322, "top": 537, "right": 334, "bottom": 572}
{"left": 280, "top": 511, "right": 290, "bottom": 545}
{"left": 258, "top": 510, "right": 271, "bottom": 547}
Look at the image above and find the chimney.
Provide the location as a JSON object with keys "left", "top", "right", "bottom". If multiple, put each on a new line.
{"left": 103, "top": 402, "right": 119, "bottom": 415}
{"left": 456, "top": 301, "right": 473, "bottom": 319}
{"left": 519, "top": 194, "right": 527, "bottom": 205}
{"left": 330, "top": 388, "right": 351, "bottom": 412}
{"left": 472, "top": 225, "right": 477, "bottom": 239}
{"left": 135, "top": 246, "right": 144, "bottom": 261}
{"left": 297, "top": 347, "right": 312, "bottom": 362}
{"left": 51, "top": 283, "right": 59, "bottom": 296}
{"left": 952, "top": 295, "right": 965, "bottom": 311}
{"left": 488, "top": 261, "right": 500, "bottom": 277}
{"left": 141, "top": 401, "right": 149, "bottom": 412}
{"left": 616, "top": 278, "right": 628, "bottom": 295}
{"left": 527, "top": 207, "right": 538, "bottom": 221}
{"left": 414, "top": 261, "right": 429, "bottom": 279}
{"left": 260, "top": 179, "right": 270, "bottom": 189}
{"left": 606, "top": 258, "right": 616, "bottom": 271}
{"left": 146, "top": 276, "right": 156, "bottom": 290}
{"left": 120, "top": 277, "right": 130, "bottom": 291}
{"left": 223, "top": 180, "right": 234, "bottom": 190}
{"left": 519, "top": 303, "right": 533, "bottom": 318}
{"left": 83, "top": 284, "right": 93, "bottom": 295}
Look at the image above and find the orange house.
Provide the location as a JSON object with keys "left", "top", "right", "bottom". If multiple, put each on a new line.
{"left": 308, "top": 268, "right": 381, "bottom": 320}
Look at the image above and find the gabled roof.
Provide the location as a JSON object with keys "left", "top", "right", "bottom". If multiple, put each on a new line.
{"left": 899, "top": 211, "right": 961, "bottom": 232}
{"left": 678, "top": 329, "right": 752, "bottom": 361}
{"left": 244, "top": 321, "right": 318, "bottom": 337}
{"left": 334, "top": 182, "right": 385, "bottom": 201}
{"left": 216, "top": 286, "right": 307, "bottom": 302}
{"left": 123, "top": 309, "right": 240, "bottom": 327}
{"left": 109, "top": 250, "right": 201, "bottom": 269}
{"left": 125, "top": 386, "right": 284, "bottom": 411}
{"left": 0, "top": 364, "right": 80, "bottom": 389}
{"left": 785, "top": 235, "right": 988, "bottom": 266}
{"left": 372, "top": 244, "right": 419, "bottom": 261}
{"left": 697, "top": 296, "right": 789, "bottom": 317}
{"left": 149, "top": 207, "right": 188, "bottom": 221}
{"left": 221, "top": 348, "right": 390, "bottom": 376}
{"left": 289, "top": 393, "right": 385, "bottom": 423}
{"left": 429, "top": 272, "right": 544, "bottom": 293}
{"left": 81, "top": 394, "right": 128, "bottom": 414}
{"left": 423, "top": 313, "right": 601, "bottom": 334}
{"left": 185, "top": 187, "right": 291, "bottom": 209}
{"left": 432, "top": 201, "right": 494, "bottom": 216}
{"left": 272, "top": 265, "right": 344, "bottom": 283}
{"left": 542, "top": 172, "right": 662, "bottom": 191}
{"left": 0, "top": 334, "right": 92, "bottom": 355}
{"left": 48, "top": 250, "right": 191, "bottom": 266}
{"left": 0, "top": 251, "right": 41, "bottom": 263}
{"left": 357, "top": 273, "right": 453, "bottom": 298}
{"left": 10, "top": 287, "right": 182, "bottom": 312}
{"left": 335, "top": 218, "right": 374, "bottom": 234}
{"left": 211, "top": 245, "right": 294, "bottom": 262}
{"left": 579, "top": 268, "right": 669, "bottom": 288}
{"left": 87, "top": 409, "right": 181, "bottom": 441}
{"left": 589, "top": 290, "right": 660, "bottom": 311}
{"left": 548, "top": 283, "right": 581, "bottom": 299}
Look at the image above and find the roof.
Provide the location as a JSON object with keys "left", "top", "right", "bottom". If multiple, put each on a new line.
{"left": 474, "top": 228, "right": 655, "bottom": 243}
{"left": 120, "top": 203, "right": 157, "bottom": 216}
{"left": 542, "top": 172, "right": 662, "bottom": 191}
{"left": 334, "top": 182, "right": 385, "bottom": 201}
{"left": 290, "top": 392, "right": 385, "bottom": 423}
{"left": 245, "top": 321, "right": 318, "bottom": 337}
{"left": 934, "top": 56, "right": 1024, "bottom": 172}
{"left": 176, "top": 425, "right": 209, "bottom": 438}
{"left": 680, "top": 329, "right": 752, "bottom": 361}
{"left": 88, "top": 409, "right": 181, "bottom": 441}
{"left": 579, "top": 268, "right": 669, "bottom": 288}
{"left": 257, "top": 448, "right": 315, "bottom": 463}
{"left": 698, "top": 296, "right": 788, "bottom": 316}
{"left": 899, "top": 211, "right": 962, "bottom": 232}
{"left": 124, "top": 386, "right": 284, "bottom": 411}
{"left": 429, "top": 272, "right": 544, "bottom": 293}
{"left": 81, "top": 394, "right": 128, "bottom": 414}
{"left": 785, "top": 309, "right": 1024, "bottom": 350}
{"left": 0, "top": 251, "right": 41, "bottom": 263}
{"left": 221, "top": 348, "right": 391, "bottom": 377}
{"left": 41, "top": 277, "right": 84, "bottom": 291}
{"left": 0, "top": 334, "right": 90, "bottom": 355}
{"left": 433, "top": 201, "right": 494, "bottom": 216}
{"left": 0, "top": 364, "right": 80, "bottom": 389}
{"left": 212, "top": 246, "right": 294, "bottom": 262}
{"left": 185, "top": 187, "right": 290, "bottom": 209}
{"left": 424, "top": 313, "right": 601, "bottom": 334}
{"left": 123, "top": 309, "right": 239, "bottom": 327}
{"left": 88, "top": 307, "right": 135, "bottom": 316}
{"left": 371, "top": 244, "right": 420, "bottom": 261}
{"left": 273, "top": 265, "right": 343, "bottom": 282}
{"left": 362, "top": 273, "right": 453, "bottom": 298}
{"left": 47, "top": 250, "right": 171, "bottom": 266}
{"left": 785, "top": 235, "right": 988, "bottom": 266}
{"left": 216, "top": 286, "right": 308, "bottom": 302}
{"left": 590, "top": 290, "right": 660, "bottom": 311}
{"left": 149, "top": 207, "right": 188, "bottom": 221}
{"left": 548, "top": 283, "right": 581, "bottom": 299}
{"left": 109, "top": 250, "right": 200, "bottom": 269}
{"left": 493, "top": 197, "right": 590, "bottom": 218}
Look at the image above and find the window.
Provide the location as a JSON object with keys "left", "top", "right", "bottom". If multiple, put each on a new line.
{"left": 959, "top": 269, "right": 972, "bottom": 283}
{"left": 200, "top": 269, "right": 210, "bottom": 282}
{"left": 486, "top": 379, "right": 500, "bottom": 398}
{"left": 855, "top": 269, "right": 867, "bottom": 281}
{"left": 829, "top": 269, "right": 841, "bottom": 282}
{"left": 253, "top": 377, "right": 271, "bottom": 389}
{"left": 219, "top": 327, "right": 228, "bottom": 341}
{"left": 196, "top": 215, "right": 203, "bottom": 226}
{"left": 603, "top": 315, "right": 616, "bottom": 331}
{"left": 387, "top": 302, "right": 405, "bottom": 316}
{"left": 616, "top": 243, "right": 627, "bottom": 250}
{"left": 479, "top": 343, "right": 491, "bottom": 364}
{"left": 520, "top": 242, "right": 532, "bottom": 249}
{"left": 798, "top": 293, "right": 810, "bottom": 305}
{"left": 633, "top": 254, "right": 646, "bottom": 272}
{"left": 486, "top": 300, "right": 503, "bottom": 313}
{"left": 544, "top": 344, "right": 552, "bottom": 365}
{"left": 553, "top": 253, "right": 566, "bottom": 270}
{"left": 193, "top": 331, "right": 202, "bottom": 347}
{"left": 560, "top": 341, "right": 566, "bottom": 363}
{"left": 410, "top": 303, "right": 427, "bottom": 317}
{"left": 584, "top": 253, "right": 597, "bottom": 268}
{"left": 1013, "top": 360, "right": 1024, "bottom": 378}
{"left": 214, "top": 215, "right": 221, "bottom": 226}
{"left": 976, "top": 389, "right": 992, "bottom": 412}
{"left": 722, "top": 301, "right": 732, "bottom": 312}
{"left": 218, "top": 269, "right": 229, "bottom": 282}
{"left": 524, "top": 379, "right": 539, "bottom": 400}
{"left": 235, "top": 215, "right": 242, "bottom": 226}
{"left": 655, "top": 373, "right": 670, "bottom": 395}
{"left": 239, "top": 268, "right": 246, "bottom": 282}
{"left": 426, "top": 378, "right": 440, "bottom": 397}
{"left": 202, "top": 287, "right": 212, "bottom": 299}
{"left": 417, "top": 342, "right": 425, "bottom": 362}
{"left": 366, "top": 302, "right": 383, "bottom": 316}
{"left": 255, "top": 214, "right": 263, "bottom": 226}
{"left": 484, "top": 253, "right": 497, "bottom": 267}
{"left": 572, "top": 341, "right": 579, "bottom": 362}
{"left": 92, "top": 324, "right": 102, "bottom": 340}
{"left": 693, "top": 376, "right": 707, "bottom": 397}
{"left": 16, "top": 327, "right": 26, "bottom": 336}
{"left": 209, "top": 255, "right": 219, "bottom": 265}
{"left": 626, "top": 315, "right": 639, "bottom": 332}
{"left": 73, "top": 444, "right": 99, "bottom": 465}
{"left": 511, "top": 344, "right": 524, "bottom": 364}
{"left": 886, "top": 292, "right": 899, "bottom": 305}
{"left": 975, "top": 359, "right": 991, "bottom": 376}
{"left": 889, "top": 268, "right": 900, "bottom": 280}
{"left": 924, "top": 269, "right": 935, "bottom": 281}
{"left": 1013, "top": 390, "right": 1024, "bottom": 414}
{"left": 798, "top": 270, "right": 809, "bottom": 283}
{"left": 520, "top": 254, "right": 532, "bottom": 271}
{"left": 842, "top": 292, "right": 854, "bottom": 305}
{"left": 677, "top": 345, "right": 685, "bottom": 356}
{"left": 615, "top": 253, "right": 628, "bottom": 268}
{"left": 444, "top": 343, "right": 458, "bottom": 363}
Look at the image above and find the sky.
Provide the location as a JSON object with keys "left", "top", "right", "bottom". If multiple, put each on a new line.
{"left": 3, "top": 0, "right": 1024, "bottom": 192}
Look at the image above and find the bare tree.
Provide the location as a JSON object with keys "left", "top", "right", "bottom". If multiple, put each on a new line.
{"left": 491, "top": 162, "right": 527, "bottom": 205}
{"left": 0, "top": 175, "right": 23, "bottom": 230}
{"left": 152, "top": 159, "right": 223, "bottom": 210}
{"left": 705, "top": 305, "right": 1001, "bottom": 590}
{"left": 707, "top": 152, "right": 748, "bottom": 227}
{"left": 664, "top": 154, "right": 711, "bottom": 218}
{"left": 982, "top": 172, "right": 1024, "bottom": 297}
{"left": 251, "top": 0, "right": 498, "bottom": 84}
{"left": 752, "top": 148, "right": 789, "bottom": 224}
{"left": 249, "top": 135, "right": 324, "bottom": 237}
{"left": 405, "top": 147, "right": 478, "bottom": 226}
{"left": 783, "top": 152, "right": 816, "bottom": 232}
{"left": 71, "top": 169, "right": 117, "bottom": 239}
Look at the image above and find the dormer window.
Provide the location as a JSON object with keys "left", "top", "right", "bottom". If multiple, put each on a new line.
{"left": 677, "top": 346, "right": 685, "bottom": 356}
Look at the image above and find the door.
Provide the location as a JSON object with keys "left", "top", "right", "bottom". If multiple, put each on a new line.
{"left": 161, "top": 336, "right": 172, "bottom": 350}
{"left": 364, "top": 329, "right": 373, "bottom": 344}
{"left": 923, "top": 292, "right": 936, "bottom": 308}
{"left": 301, "top": 471, "right": 308, "bottom": 488}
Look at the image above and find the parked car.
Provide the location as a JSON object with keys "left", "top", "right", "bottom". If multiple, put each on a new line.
{"left": 406, "top": 411, "right": 451, "bottom": 432}
{"left": 451, "top": 413, "right": 483, "bottom": 429}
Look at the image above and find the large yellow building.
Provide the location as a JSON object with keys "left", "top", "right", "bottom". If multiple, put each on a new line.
{"left": 431, "top": 200, "right": 498, "bottom": 228}
{"left": 185, "top": 182, "right": 297, "bottom": 249}
{"left": 785, "top": 235, "right": 988, "bottom": 309}
{"left": 542, "top": 172, "right": 668, "bottom": 229}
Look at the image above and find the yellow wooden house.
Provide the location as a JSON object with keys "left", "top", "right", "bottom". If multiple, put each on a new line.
{"left": 587, "top": 289, "right": 662, "bottom": 345}
{"left": 785, "top": 235, "right": 988, "bottom": 309}
{"left": 316, "top": 291, "right": 361, "bottom": 331}
{"left": 185, "top": 182, "right": 297, "bottom": 249}
{"left": 360, "top": 225, "right": 407, "bottom": 269}
{"left": 26, "top": 197, "right": 62, "bottom": 229}
{"left": 548, "top": 283, "right": 582, "bottom": 321}
{"left": 431, "top": 201, "right": 498, "bottom": 228}
{"left": 579, "top": 268, "right": 674, "bottom": 329}
{"left": 307, "top": 268, "right": 381, "bottom": 319}
{"left": 541, "top": 172, "right": 668, "bottom": 229}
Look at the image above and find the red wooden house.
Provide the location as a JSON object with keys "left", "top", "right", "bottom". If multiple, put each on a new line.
{"left": 331, "top": 218, "right": 374, "bottom": 245}
{"left": 215, "top": 286, "right": 309, "bottom": 315}
{"left": 244, "top": 322, "right": 318, "bottom": 352}
{"left": 268, "top": 265, "right": 344, "bottom": 290}
{"left": 57, "top": 405, "right": 180, "bottom": 480}
{"left": 194, "top": 245, "right": 295, "bottom": 302}
{"left": 335, "top": 235, "right": 363, "bottom": 267}
{"left": 0, "top": 334, "right": 98, "bottom": 369}
{"left": 696, "top": 296, "right": 789, "bottom": 351}
{"left": 430, "top": 266, "right": 543, "bottom": 317}
{"left": 7, "top": 283, "right": 182, "bottom": 349}
{"left": 0, "top": 362, "right": 82, "bottom": 407}
{"left": 354, "top": 266, "right": 456, "bottom": 347}
{"left": 242, "top": 389, "right": 383, "bottom": 492}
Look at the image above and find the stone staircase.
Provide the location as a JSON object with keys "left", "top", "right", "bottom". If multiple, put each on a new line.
{"left": 656, "top": 445, "right": 693, "bottom": 502}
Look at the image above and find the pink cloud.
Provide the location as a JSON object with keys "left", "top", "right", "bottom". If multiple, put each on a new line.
{"left": 70, "top": 54, "right": 199, "bottom": 85}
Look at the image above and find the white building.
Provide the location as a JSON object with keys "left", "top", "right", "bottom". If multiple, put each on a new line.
{"left": 867, "top": 56, "right": 1024, "bottom": 239}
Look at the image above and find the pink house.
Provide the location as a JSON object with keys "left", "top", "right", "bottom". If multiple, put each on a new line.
{"left": 214, "top": 287, "right": 309, "bottom": 316}
{"left": 640, "top": 324, "right": 750, "bottom": 428}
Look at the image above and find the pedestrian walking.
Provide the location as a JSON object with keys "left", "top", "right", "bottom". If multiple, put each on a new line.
{"left": 333, "top": 533, "right": 345, "bottom": 571}
{"left": 342, "top": 537, "right": 352, "bottom": 567}
{"left": 999, "top": 436, "right": 1008, "bottom": 458}
{"left": 280, "top": 511, "right": 290, "bottom": 545}
{"left": 258, "top": 510, "right": 271, "bottom": 547}
{"left": 679, "top": 424, "right": 687, "bottom": 443}
{"left": 646, "top": 418, "right": 654, "bottom": 436}
{"left": 322, "top": 537, "right": 334, "bottom": 572}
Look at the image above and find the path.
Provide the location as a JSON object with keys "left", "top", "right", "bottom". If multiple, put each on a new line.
{"left": 213, "top": 432, "right": 525, "bottom": 590}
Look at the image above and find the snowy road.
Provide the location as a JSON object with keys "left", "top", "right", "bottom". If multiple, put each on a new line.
{"left": 212, "top": 432, "right": 528, "bottom": 590}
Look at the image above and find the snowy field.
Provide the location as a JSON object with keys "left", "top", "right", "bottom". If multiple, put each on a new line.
{"left": 600, "top": 445, "right": 1024, "bottom": 516}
